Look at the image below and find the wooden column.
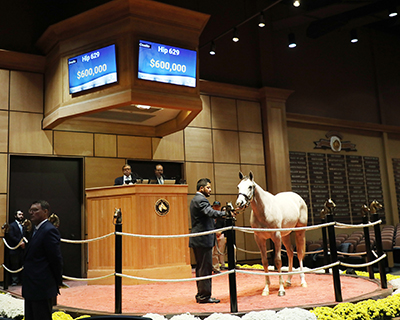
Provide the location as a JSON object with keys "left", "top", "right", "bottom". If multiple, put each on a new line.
{"left": 259, "top": 87, "right": 294, "bottom": 194}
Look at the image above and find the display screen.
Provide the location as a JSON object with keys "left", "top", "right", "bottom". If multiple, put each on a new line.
{"left": 68, "top": 44, "right": 118, "bottom": 94}
{"left": 138, "top": 40, "right": 197, "bottom": 88}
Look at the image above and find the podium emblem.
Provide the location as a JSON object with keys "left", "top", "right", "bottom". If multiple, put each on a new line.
{"left": 155, "top": 198, "right": 170, "bottom": 216}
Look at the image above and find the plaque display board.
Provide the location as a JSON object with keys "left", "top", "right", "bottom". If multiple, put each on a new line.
{"left": 392, "top": 158, "right": 400, "bottom": 219}
{"left": 290, "top": 151, "right": 385, "bottom": 225}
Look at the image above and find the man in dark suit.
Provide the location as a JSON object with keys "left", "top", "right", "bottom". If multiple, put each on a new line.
{"left": 114, "top": 164, "right": 139, "bottom": 185}
{"left": 189, "top": 178, "right": 226, "bottom": 304}
{"left": 22, "top": 200, "right": 63, "bottom": 320}
{"left": 150, "top": 164, "right": 165, "bottom": 184}
{"left": 8, "top": 210, "right": 26, "bottom": 285}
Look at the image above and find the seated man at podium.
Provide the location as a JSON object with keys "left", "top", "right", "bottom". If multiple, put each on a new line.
{"left": 114, "top": 164, "right": 139, "bottom": 185}
{"left": 149, "top": 164, "right": 165, "bottom": 184}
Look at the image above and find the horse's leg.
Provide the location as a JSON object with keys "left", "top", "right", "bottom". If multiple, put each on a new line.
{"left": 254, "top": 233, "right": 270, "bottom": 296}
{"left": 271, "top": 232, "right": 285, "bottom": 296}
{"left": 295, "top": 229, "right": 307, "bottom": 287}
{"left": 281, "top": 234, "right": 293, "bottom": 287}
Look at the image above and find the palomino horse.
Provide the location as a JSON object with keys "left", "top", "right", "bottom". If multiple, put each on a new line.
{"left": 235, "top": 171, "right": 308, "bottom": 296}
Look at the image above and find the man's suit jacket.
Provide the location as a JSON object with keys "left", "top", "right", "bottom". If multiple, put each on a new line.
{"left": 189, "top": 193, "right": 225, "bottom": 248}
{"left": 22, "top": 220, "right": 63, "bottom": 300}
{"left": 8, "top": 221, "right": 24, "bottom": 255}
{"left": 114, "top": 174, "right": 138, "bottom": 186}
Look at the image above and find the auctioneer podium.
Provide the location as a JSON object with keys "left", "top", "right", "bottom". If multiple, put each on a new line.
{"left": 85, "top": 184, "right": 192, "bottom": 285}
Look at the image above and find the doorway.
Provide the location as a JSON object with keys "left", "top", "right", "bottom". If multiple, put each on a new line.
{"left": 9, "top": 155, "right": 83, "bottom": 277}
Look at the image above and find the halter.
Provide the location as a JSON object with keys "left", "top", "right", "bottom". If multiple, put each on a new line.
{"left": 237, "top": 178, "right": 255, "bottom": 209}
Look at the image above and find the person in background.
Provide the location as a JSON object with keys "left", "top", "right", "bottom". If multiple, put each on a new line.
{"left": 22, "top": 200, "right": 63, "bottom": 320}
{"left": 154, "top": 164, "right": 164, "bottom": 184}
{"left": 189, "top": 178, "right": 226, "bottom": 304}
{"left": 8, "top": 210, "right": 26, "bottom": 286}
{"left": 114, "top": 164, "right": 139, "bottom": 185}
{"left": 211, "top": 201, "right": 227, "bottom": 273}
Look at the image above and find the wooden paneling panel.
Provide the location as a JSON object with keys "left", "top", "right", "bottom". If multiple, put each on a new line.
{"left": 237, "top": 100, "right": 262, "bottom": 133}
{"left": 185, "top": 162, "right": 214, "bottom": 194}
{"left": 9, "top": 112, "right": 53, "bottom": 155}
{"left": 211, "top": 97, "right": 238, "bottom": 130}
{"left": 0, "top": 154, "right": 7, "bottom": 193}
{"left": 95, "top": 134, "right": 117, "bottom": 157}
{"left": 54, "top": 131, "right": 93, "bottom": 156}
{"left": 0, "top": 194, "right": 5, "bottom": 281}
{"left": 189, "top": 95, "right": 211, "bottom": 128}
{"left": 213, "top": 130, "right": 240, "bottom": 163}
{"left": 85, "top": 157, "right": 125, "bottom": 188}
{"left": 152, "top": 131, "right": 184, "bottom": 161}
{"left": 117, "top": 136, "right": 152, "bottom": 159}
{"left": 239, "top": 132, "right": 265, "bottom": 165}
{"left": 86, "top": 185, "right": 191, "bottom": 284}
{"left": 240, "top": 165, "right": 266, "bottom": 190}
{"left": 0, "top": 70, "right": 9, "bottom": 111}
{"left": 214, "top": 163, "right": 241, "bottom": 194}
{"left": 184, "top": 127, "right": 213, "bottom": 162}
{"left": 10, "top": 71, "right": 43, "bottom": 113}
{"left": 0, "top": 111, "right": 8, "bottom": 152}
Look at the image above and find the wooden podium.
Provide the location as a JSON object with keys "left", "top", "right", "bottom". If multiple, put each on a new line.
{"left": 85, "top": 184, "right": 192, "bottom": 285}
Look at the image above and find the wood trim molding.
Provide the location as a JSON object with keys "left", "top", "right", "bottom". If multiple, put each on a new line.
{"left": 199, "top": 80, "right": 260, "bottom": 101}
{"left": 0, "top": 50, "right": 45, "bottom": 73}
{"left": 287, "top": 113, "right": 400, "bottom": 135}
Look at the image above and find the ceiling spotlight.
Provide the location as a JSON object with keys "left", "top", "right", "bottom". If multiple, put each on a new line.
{"left": 350, "top": 29, "right": 358, "bottom": 43}
{"left": 209, "top": 41, "right": 216, "bottom": 55}
{"left": 389, "top": 4, "right": 398, "bottom": 17}
{"left": 258, "top": 12, "right": 266, "bottom": 28}
{"left": 293, "top": 0, "right": 300, "bottom": 7}
{"left": 288, "top": 33, "right": 296, "bottom": 48}
{"left": 232, "top": 28, "right": 239, "bottom": 42}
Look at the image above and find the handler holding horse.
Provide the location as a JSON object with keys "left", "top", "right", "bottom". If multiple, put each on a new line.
{"left": 189, "top": 178, "right": 227, "bottom": 303}
{"left": 236, "top": 171, "right": 308, "bottom": 296}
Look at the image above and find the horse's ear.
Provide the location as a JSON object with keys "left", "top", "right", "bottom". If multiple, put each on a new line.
{"left": 239, "top": 171, "right": 244, "bottom": 180}
{"left": 249, "top": 171, "right": 254, "bottom": 181}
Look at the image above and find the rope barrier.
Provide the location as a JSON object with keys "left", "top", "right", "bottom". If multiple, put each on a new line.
{"left": 335, "top": 220, "right": 382, "bottom": 229}
{"left": 57, "top": 219, "right": 383, "bottom": 243}
{"left": 116, "top": 270, "right": 234, "bottom": 283}
{"left": 235, "top": 221, "right": 335, "bottom": 233}
{"left": 1, "top": 264, "right": 24, "bottom": 274}
{"left": 236, "top": 261, "right": 341, "bottom": 277}
{"left": 236, "top": 247, "right": 273, "bottom": 254}
{"left": 61, "top": 232, "right": 114, "bottom": 244}
{"left": 62, "top": 273, "right": 115, "bottom": 281}
{"left": 339, "top": 253, "right": 387, "bottom": 268}
{"left": 2, "top": 237, "right": 28, "bottom": 250}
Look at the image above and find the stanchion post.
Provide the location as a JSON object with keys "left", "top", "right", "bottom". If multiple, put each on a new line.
{"left": 326, "top": 214, "right": 342, "bottom": 302}
{"left": 320, "top": 217, "right": 329, "bottom": 274}
{"left": 114, "top": 209, "right": 123, "bottom": 314}
{"left": 362, "top": 216, "right": 374, "bottom": 279}
{"left": 371, "top": 213, "right": 387, "bottom": 289}
{"left": 225, "top": 205, "right": 238, "bottom": 313}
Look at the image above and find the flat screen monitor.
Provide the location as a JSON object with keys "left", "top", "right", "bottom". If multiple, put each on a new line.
{"left": 68, "top": 44, "right": 118, "bottom": 94}
{"left": 138, "top": 40, "right": 197, "bottom": 88}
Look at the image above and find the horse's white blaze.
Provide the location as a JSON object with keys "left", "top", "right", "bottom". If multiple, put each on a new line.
{"left": 236, "top": 171, "right": 308, "bottom": 297}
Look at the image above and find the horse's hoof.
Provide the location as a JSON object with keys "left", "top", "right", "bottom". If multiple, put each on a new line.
{"left": 285, "top": 281, "right": 292, "bottom": 287}
{"left": 301, "top": 282, "right": 308, "bottom": 288}
{"left": 278, "top": 291, "right": 286, "bottom": 297}
{"left": 262, "top": 290, "right": 269, "bottom": 296}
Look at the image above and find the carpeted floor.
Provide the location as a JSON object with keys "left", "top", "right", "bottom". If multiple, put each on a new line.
{"left": 7, "top": 271, "right": 386, "bottom": 316}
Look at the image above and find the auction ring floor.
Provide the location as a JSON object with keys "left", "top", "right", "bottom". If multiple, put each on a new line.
{"left": 6, "top": 271, "right": 392, "bottom": 317}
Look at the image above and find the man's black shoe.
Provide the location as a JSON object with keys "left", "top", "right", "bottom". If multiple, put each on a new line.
{"left": 197, "top": 297, "right": 220, "bottom": 304}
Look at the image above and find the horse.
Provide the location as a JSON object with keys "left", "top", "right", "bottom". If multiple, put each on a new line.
{"left": 235, "top": 171, "right": 308, "bottom": 296}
